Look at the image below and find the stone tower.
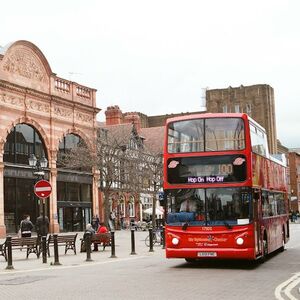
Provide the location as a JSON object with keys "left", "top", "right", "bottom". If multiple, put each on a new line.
{"left": 206, "top": 84, "right": 277, "bottom": 154}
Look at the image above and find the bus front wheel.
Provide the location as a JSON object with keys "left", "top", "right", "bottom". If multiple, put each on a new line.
{"left": 185, "top": 258, "right": 197, "bottom": 263}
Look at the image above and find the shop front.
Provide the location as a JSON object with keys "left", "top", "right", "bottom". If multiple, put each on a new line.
{"left": 57, "top": 172, "right": 93, "bottom": 232}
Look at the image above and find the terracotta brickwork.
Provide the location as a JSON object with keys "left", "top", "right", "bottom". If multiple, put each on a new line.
{"left": 289, "top": 152, "right": 300, "bottom": 212}
{"left": 0, "top": 40, "right": 100, "bottom": 237}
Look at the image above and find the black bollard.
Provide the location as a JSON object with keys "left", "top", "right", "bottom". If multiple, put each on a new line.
{"left": 5, "top": 236, "right": 14, "bottom": 270}
{"left": 85, "top": 232, "right": 93, "bottom": 262}
{"left": 149, "top": 227, "right": 154, "bottom": 252}
{"left": 42, "top": 236, "right": 47, "bottom": 264}
{"left": 110, "top": 231, "right": 117, "bottom": 258}
{"left": 161, "top": 226, "right": 165, "bottom": 249}
{"left": 52, "top": 234, "right": 61, "bottom": 266}
{"left": 130, "top": 228, "right": 137, "bottom": 255}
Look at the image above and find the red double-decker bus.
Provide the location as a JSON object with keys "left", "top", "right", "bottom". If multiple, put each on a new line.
{"left": 163, "top": 113, "right": 289, "bottom": 262}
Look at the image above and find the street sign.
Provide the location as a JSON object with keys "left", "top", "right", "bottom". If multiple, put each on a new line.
{"left": 34, "top": 180, "right": 52, "bottom": 198}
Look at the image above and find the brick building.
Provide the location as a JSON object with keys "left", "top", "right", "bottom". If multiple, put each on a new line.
{"left": 206, "top": 84, "right": 278, "bottom": 154}
{"left": 0, "top": 40, "right": 100, "bottom": 237}
{"left": 289, "top": 151, "right": 300, "bottom": 212}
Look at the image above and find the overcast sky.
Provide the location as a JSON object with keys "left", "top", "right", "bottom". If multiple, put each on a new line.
{"left": 1, "top": 0, "right": 300, "bottom": 148}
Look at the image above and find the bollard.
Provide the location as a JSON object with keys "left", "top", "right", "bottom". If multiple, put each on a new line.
{"left": 110, "top": 231, "right": 117, "bottom": 258}
{"left": 42, "top": 236, "right": 47, "bottom": 264}
{"left": 5, "top": 236, "right": 14, "bottom": 270}
{"left": 130, "top": 228, "right": 137, "bottom": 255}
{"left": 161, "top": 226, "right": 165, "bottom": 249}
{"left": 52, "top": 234, "right": 61, "bottom": 266}
{"left": 149, "top": 227, "right": 154, "bottom": 252}
{"left": 85, "top": 232, "right": 93, "bottom": 262}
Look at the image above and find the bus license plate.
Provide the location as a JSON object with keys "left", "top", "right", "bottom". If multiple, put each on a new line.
{"left": 197, "top": 252, "right": 217, "bottom": 257}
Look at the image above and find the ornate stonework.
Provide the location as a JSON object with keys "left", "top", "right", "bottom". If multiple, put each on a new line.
{"left": 76, "top": 112, "right": 93, "bottom": 123}
{"left": 0, "top": 92, "right": 24, "bottom": 108}
{"left": 53, "top": 105, "right": 72, "bottom": 119}
{"left": 2, "top": 47, "right": 47, "bottom": 83}
{"left": 25, "top": 99, "right": 50, "bottom": 114}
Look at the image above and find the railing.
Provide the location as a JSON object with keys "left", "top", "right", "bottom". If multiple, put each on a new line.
{"left": 53, "top": 76, "right": 95, "bottom": 107}
{"left": 54, "top": 78, "right": 70, "bottom": 93}
{"left": 76, "top": 86, "right": 91, "bottom": 99}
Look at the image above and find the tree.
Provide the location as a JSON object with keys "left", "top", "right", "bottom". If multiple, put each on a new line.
{"left": 141, "top": 148, "right": 163, "bottom": 228}
{"left": 58, "top": 123, "right": 164, "bottom": 228}
{"left": 59, "top": 125, "right": 144, "bottom": 224}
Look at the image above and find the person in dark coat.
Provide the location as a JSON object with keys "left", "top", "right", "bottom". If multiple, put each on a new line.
{"left": 81, "top": 223, "right": 96, "bottom": 252}
{"left": 35, "top": 214, "right": 50, "bottom": 237}
{"left": 20, "top": 215, "right": 34, "bottom": 237}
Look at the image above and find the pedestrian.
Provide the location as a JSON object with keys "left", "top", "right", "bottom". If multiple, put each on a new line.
{"left": 81, "top": 223, "right": 95, "bottom": 252}
{"left": 97, "top": 222, "right": 109, "bottom": 234}
{"left": 109, "top": 211, "right": 116, "bottom": 231}
{"left": 91, "top": 215, "right": 100, "bottom": 231}
{"left": 35, "top": 214, "right": 50, "bottom": 237}
{"left": 20, "top": 214, "right": 34, "bottom": 237}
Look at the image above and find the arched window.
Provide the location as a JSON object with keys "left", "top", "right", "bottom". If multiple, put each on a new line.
{"left": 57, "top": 133, "right": 90, "bottom": 170}
{"left": 4, "top": 124, "right": 47, "bottom": 164}
{"left": 129, "top": 196, "right": 135, "bottom": 217}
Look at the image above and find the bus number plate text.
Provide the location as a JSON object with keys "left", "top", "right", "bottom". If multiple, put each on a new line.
{"left": 197, "top": 252, "right": 217, "bottom": 257}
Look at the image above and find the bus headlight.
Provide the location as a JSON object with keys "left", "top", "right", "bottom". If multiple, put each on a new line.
{"left": 236, "top": 237, "right": 244, "bottom": 245}
{"left": 172, "top": 237, "right": 180, "bottom": 245}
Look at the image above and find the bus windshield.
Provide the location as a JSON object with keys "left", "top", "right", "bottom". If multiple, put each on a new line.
{"left": 166, "top": 187, "right": 252, "bottom": 226}
{"left": 168, "top": 117, "right": 245, "bottom": 153}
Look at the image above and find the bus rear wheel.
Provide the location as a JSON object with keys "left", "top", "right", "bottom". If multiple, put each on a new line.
{"left": 260, "top": 235, "right": 268, "bottom": 263}
{"left": 280, "top": 227, "right": 285, "bottom": 252}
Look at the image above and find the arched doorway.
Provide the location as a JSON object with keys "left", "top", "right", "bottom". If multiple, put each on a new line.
{"left": 3, "top": 123, "right": 48, "bottom": 233}
{"left": 57, "top": 133, "right": 93, "bottom": 232}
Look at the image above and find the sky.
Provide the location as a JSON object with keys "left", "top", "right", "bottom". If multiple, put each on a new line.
{"left": 1, "top": 0, "right": 300, "bottom": 148}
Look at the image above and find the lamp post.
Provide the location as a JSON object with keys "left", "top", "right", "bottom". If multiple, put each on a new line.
{"left": 29, "top": 154, "right": 48, "bottom": 235}
{"left": 29, "top": 154, "right": 48, "bottom": 263}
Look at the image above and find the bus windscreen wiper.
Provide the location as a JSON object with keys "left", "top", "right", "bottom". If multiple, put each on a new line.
{"left": 223, "top": 220, "right": 232, "bottom": 229}
{"left": 182, "top": 222, "right": 189, "bottom": 230}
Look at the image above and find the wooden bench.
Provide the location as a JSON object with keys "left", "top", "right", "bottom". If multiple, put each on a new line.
{"left": 80, "top": 233, "right": 111, "bottom": 252}
{"left": 47, "top": 233, "right": 77, "bottom": 257}
{"left": 1, "top": 237, "right": 40, "bottom": 260}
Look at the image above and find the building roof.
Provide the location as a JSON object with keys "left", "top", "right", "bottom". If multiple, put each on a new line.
{"left": 140, "top": 126, "right": 165, "bottom": 154}
{"left": 98, "top": 122, "right": 135, "bottom": 145}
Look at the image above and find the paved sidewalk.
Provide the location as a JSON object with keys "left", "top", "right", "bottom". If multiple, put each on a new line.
{"left": 0, "top": 230, "right": 165, "bottom": 272}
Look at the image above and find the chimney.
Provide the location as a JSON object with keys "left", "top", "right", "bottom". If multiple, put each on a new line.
{"left": 105, "top": 105, "right": 123, "bottom": 125}
{"left": 124, "top": 113, "right": 141, "bottom": 132}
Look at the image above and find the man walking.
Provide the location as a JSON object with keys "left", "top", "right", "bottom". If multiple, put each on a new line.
{"left": 35, "top": 214, "right": 50, "bottom": 237}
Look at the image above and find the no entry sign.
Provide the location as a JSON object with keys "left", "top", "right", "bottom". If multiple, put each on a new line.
{"left": 34, "top": 180, "right": 52, "bottom": 198}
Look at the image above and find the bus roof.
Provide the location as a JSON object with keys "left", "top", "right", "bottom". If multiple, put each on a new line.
{"left": 166, "top": 112, "right": 268, "bottom": 135}
{"left": 165, "top": 112, "right": 248, "bottom": 124}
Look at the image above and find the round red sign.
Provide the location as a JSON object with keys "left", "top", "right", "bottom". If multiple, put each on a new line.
{"left": 34, "top": 180, "right": 52, "bottom": 198}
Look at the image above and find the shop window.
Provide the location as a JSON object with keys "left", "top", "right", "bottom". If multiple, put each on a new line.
{"left": 4, "top": 124, "right": 47, "bottom": 164}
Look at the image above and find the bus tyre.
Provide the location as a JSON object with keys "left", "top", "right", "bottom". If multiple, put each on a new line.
{"left": 185, "top": 258, "right": 197, "bottom": 263}
{"left": 260, "top": 236, "right": 268, "bottom": 263}
{"left": 280, "top": 228, "right": 285, "bottom": 252}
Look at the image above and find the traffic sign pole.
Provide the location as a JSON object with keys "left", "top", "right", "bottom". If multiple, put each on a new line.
{"left": 34, "top": 180, "right": 51, "bottom": 264}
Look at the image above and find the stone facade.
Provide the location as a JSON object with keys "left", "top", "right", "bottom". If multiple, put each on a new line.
{"left": 289, "top": 151, "right": 300, "bottom": 212}
{"left": 0, "top": 40, "right": 100, "bottom": 237}
{"left": 206, "top": 84, "right": 278, "bottom": 154}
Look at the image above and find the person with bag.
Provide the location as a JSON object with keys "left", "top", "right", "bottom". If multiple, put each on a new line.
{"left": 35, "top": 214, "right": 50, "bottom": 237}
{"left": 81, "top": 223, "right": 95, "bottom": 252}
{"left": 20, "top": 215, "right": 34, "bottom": 237}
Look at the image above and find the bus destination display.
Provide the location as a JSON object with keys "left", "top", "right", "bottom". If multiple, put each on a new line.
{"left": 167, "top": 155, "right": 247, "bottom": 184}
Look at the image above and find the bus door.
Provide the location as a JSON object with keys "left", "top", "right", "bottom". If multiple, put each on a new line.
{"left": 253, "top": 189, "right": 262, "bottom": 254}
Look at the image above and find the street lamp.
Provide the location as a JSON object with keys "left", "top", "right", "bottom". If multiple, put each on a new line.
{"left": 28, "top": 154, "right": 49, "bottom": 263}
{"left": 29, "top": 154, "right": 48, "bottom": 179}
